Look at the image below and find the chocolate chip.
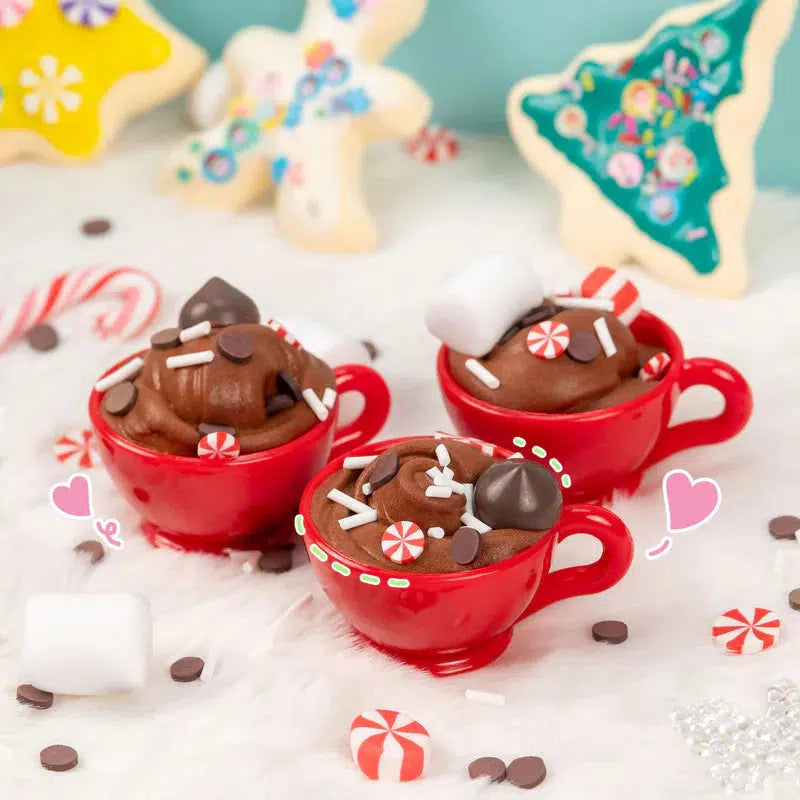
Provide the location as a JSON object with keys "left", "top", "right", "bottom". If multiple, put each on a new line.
{"left": 257, "top": 548, "right": 293, "bottom": 574}
{"left": 789, "top": 589, "right": 800, "bottom": 611}
{"left": 198, "top": 423, "right": 235, "bottom": 437}
{"left": 592, "top": 620, "right": 628, "bottom": 644}
{"left": 769, "top": 515, "right": 800, "bottom": 540}
{"left": 498, "top": 324, "right": 521, "bottom": 346}
{"left": 474, "top": 461, "right": 562, "bottom": 532}
{"left": 451, "top": 527, "right": 482, "bottom": 565}
{"left": 266, "top": 394, "right": 295, "bottom": 416}
{"left": 506, "top": 756, "right": 546, "bottom": 789}
{"left": 150, "top": 327, "right": 181, "bottom": 350}
{"left": 369, "top": 451, "right": 400, "bottom": 491}
{"left": 179, "top": 277, "right": 260, "bottom": 329}
{"left": 26, "top": 323, "right": 59, "bottom": 352}
{"left": 40, "top": 744, "right": 78, "bottom": 772}
{"left": 81, "top": 217, "right": 111, "bottom": 236}
{"left": 17, "top": 684, "right": 53, "bottom": 710}
{"left": 468, "top": 757, "right": 506, "bottom": 783}
{"left": 276, "top": 371, "right": 302, "bottom": 401}
{"left": 217, "top": 330, "right": 254, "bottom": 364}
{"left": 73, "top": 540, "right": 104, "bottom": 565}
{"left": 361, "top": 340, "right": 379, "bottom": 360}
{"left": 520, "top": 304, "right": 558, "bottom": 327}
{"left": 103, "top": 381, "right": 138, "bottom": 416}
{"left": 566, "top": 329, "right": 602, "bottom": 363}
{"left": 170, "top": 656, "right": 205, "bottom": 682}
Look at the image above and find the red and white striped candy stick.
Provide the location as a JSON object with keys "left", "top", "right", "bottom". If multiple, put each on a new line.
{"left": 404, "top": 124, "right": 460, "bottom": 164}
{"left": 0, "top": 266, "right": 162, "bottom": 352}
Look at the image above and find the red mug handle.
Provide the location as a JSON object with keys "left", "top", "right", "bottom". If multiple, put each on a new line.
{"left": 520, "top": 505, "right": 634, "bottom": 620}
{"left": 641, "top": 357, "right": 753, "bottom": 471}
{"left": 330, "top": 364, "right": 391, "bottom": 460}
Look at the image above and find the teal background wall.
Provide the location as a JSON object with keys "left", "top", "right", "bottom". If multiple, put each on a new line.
{"left": 154, "top": 0, "right": 800, "bottom": 190}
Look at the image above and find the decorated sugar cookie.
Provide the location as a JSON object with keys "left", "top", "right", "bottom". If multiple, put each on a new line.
{"left": 0, "top": 0, "right": 206, "bottom": 163}
{"left": 163, "top": 0, "right": 431, "bottom": 252}
{"left": 507, "top": 0, "right": 797, "bottom": 297}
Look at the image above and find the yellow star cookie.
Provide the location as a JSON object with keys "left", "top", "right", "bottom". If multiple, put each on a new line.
{"left": 163, "top": 0, "right": 432, "bottom": 252}
{"left": 0, "top": 0, "right": 206, "bottom": 162}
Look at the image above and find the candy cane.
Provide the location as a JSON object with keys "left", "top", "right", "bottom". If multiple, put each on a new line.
{"left": 0, "top": 266, "right": 162, "bottom": 351}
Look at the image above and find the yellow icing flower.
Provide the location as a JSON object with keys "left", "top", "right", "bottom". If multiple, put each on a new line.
{"left": 622, "top": 79, "right": 658, "bottom": 119}
{"left": 19, "top": 55, "right": 82, "bottom": 125}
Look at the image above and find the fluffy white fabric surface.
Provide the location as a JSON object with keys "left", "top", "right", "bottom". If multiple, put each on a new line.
{"left": 1, "top": 107, "right": 800, "bottom": 800}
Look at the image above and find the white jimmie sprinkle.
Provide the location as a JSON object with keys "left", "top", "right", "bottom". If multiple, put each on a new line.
{"left": 593, "top": 316, "right": 617, "bottom": 357}
{"left": 427, "top": 527, "right": 445, "bottom": 539}
{"left": 557, "top": 296, "right": 614, "bottom": 312}
{"left": 302, "top": 388, "right": 329, "bottom": 422}
{"left": 94, "top": 356, "right": 144, "bottom": 392}
{"left": 435, "top": 444, "right": 451, "bottom": 467}
{"left": 465, "top": 358, "right": 500, "bottom": 389}
{"left": 179, "top": 320, "right": 211, "bottom": 343}
{"left": 166, "top": 350, "right": 214, "bottom": 369}
{"left": 426, "top": 485, "right": 453, "bottom": 499}
{"left": 327, "top": 488, "right": 372, "bottom": 515}
{"left": 338, "top": 510, "right": 378, "bottom": 531}
{"left": 343, "top": 456, "right": 377, "bottom": 469}
{"left": 322, "top": 387, "right": 337, "bottom": 409}
{"left": 461, "top": 513, "right": 491, "bottom": 534}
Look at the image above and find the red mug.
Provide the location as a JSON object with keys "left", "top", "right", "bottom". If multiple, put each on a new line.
{"left": 436, "top": 310, "right": 752, "bottom": 503}
{"left": 297, "top": 436, "right": 634, "bottom": 676}
{"left": 89, "top": 355, "right": 391, "bottom": 553}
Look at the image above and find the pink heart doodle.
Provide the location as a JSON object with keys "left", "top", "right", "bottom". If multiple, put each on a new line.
{"left": 662, "top": 468, "right": 721, "bottom": 533}
{"left": 49, "top": 473, "right": 93, "bottom": 519}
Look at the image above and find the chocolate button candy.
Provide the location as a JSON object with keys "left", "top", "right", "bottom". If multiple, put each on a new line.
{"left": 769, "top": 515, "right": 800, "bottom": 540}
{"left": 566, "top": 329, "right": 601, "bottom": 363}
{"left": 218, "top": 330, "right": 254, "bottom": 363}
{"left": 198, "top": 422, "right": 235, "bottom": 437}
{"left": 362, "top": 340, "right": 379, "bottom": 360}
{"left": 81, "top": 217, "right": 111, "bottom": 236}
{"left": 592, "top": 620, "right": 628, "bottom": 644}
{"left": 474, "top": 461, "right": 562, "bottom": 532}
{"left": 276, "top": 371, "right": 302, "bottom": 402}
{"left": 451, "top": 527, "right": 481, "bottom": 565}
{"left": 40, "top": 744, "right": 78, "bottom": 772}
{"left": 73, "top": 540, "right": 104, "bottom": 565}
{"left": 257, "top": 548, "right": 293, "bottom": 574}
{"left": 369, "top": 451, "right": 399, "bottom": 491}
{"left": 266, "top": 394, "right": 295, "bottom": 416}
{"left": 520, "top": 304, "right": 558, "bottom": 327}
{"left": 170, "top": 656, "right": 205, "bottom": 682}
{"left": 497, "top": 324, "right": 521, "bottom": 346}
{"left": 506, "top": 756, "right": 546, "bottom": 789}
{"left": 468, "top": 757, "right": 506, "bottom": 783}
{"left": 103, "top": 381, "right": 138, "bottom": 416}
{"left": 150, "top": 327, "right": 181, "bottom": 350}
{"left": 789, "top": 589, "right": 800, "bottom": 611}
{"left": 17, "top": 684, "right": 53, "bottom": 709}
{"left": 179, "top": 277, "right": 260, "bottom": 329}
{"left": 26, "top": 323, "right": 59, "bottom": 352}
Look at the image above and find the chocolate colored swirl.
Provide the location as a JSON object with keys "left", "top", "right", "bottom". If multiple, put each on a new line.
{"left": 448, "top": 306, "right": 662, "bottom": 413}
{"left": 312, "top": 438, "right": 554, "bottom": 574}
{"left": 101, "top": 323, "right": 335, "bottom": 456}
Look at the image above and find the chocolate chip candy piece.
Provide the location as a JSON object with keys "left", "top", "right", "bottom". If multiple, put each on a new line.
{"left": 506, "top": 756, "right": 546, "bottom": 789}
{"left": 217, "top": 330, "right": 254, "bottom": 363}
{"left": 768, "top": 515, "right": 800, "bottom": 540}
{"left": 17, "top": 684, "right": 54, "bottom": 709}
{"left": 592, "top": 620, "right": 628, "bottom": 644}
{"left": 170, "top": 656, "right": 205, "bottom": 682}
{"left": 468, "top": 757, "right": 506, "bottom": 783}
{"left": 451, "top": 527, "right": 482, "bottom": 565}
{"left": 26, "top": 323, "right": 59, "bottom": 352}
{"left": 566, "top": 329, "right": 601, "bottom": 363}
{"left": 789, "top": 588, "right": 800, "bottom": 611}
{"left": 257, "top": 547, "right": 293, "bottom": 574}
{"left": 81, "top": 217, "right": 112, "bottom": 236}
{"left": 103, "top": 381, "right": 138, "bottom": 416}
{"left": 73, "top": 540, "right": 104, "bottom": 564}
{"left": 40, "top": 744, "right": 78, "bottom": 772}
{"left": 369, "top": 451, "right": 399, "bottom": 491}
{"left": 276, "top": 371, "right": 302, "bottom": 402}
{"left": 179, "top": 277, "right": 260, "bottom": 329}
{"left": 474, "top": 461, "right": 561, "bottom": 532}
{"left": 150, "top": 327, "right": 181, "bottom": 350}
{"left": 266, "top": 394, "right": 296, "bottom": 417}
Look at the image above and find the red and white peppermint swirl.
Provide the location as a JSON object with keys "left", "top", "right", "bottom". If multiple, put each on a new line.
{"left": 381, "top": 521, "right": 425, "bottom": 565}
{"left": 267, "top": 318, "right": 302, "bottom": 349}
{"left": 350, "top": 709, "right": 430, "bottom": 781}
{"left": 59, "top": 0, "right": 120, "bottom": 27}
{"left": 433, "top": 431, "right": 497, "bottom": 456}
{"left": 639, "top": 351, "right": 671, "bottom": 381}
{"left": 404, "top": 124, "right": 460, "bottom": 164}
{"left": 197, "top": 432, "right": 240, "bottom": 460}
{"left": 0, "top": 266, "right": 162, "bottom": 352}
{"left": 712, "top": 607, "right": 781, "bottom": 655}
{"left": 0, "top": 0, "right": 32, "bottom": 27}
{"left": 576, "top": 266, "right": 642, "bottom": 326}
{"left": 527, "top": 320, "right": 570, "bottom": 359}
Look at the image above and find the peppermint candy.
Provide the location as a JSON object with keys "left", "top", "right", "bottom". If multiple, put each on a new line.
{"left": 712, "top": 607, "right": 781, "bottom": 655}
{"left": 197, "top": 432, "right": 240, "bottom": 460}
{"left": 576, "top": 266, "right": 642, "bottom": 326}
{"left": 59, "top": 0, "right": 121, "bottom": 28}
{"left": 381, "top": 521, "right": 425, "bottom": 565}
{"left": 54, "top": 429, "right": 96, "bottom": 469}
{"left": 527, "top": 320, "right": 570, "bottom": 359}
{"left": 433, "top": 431, "right": 497, "bottom": 457}
{"left": 0, "top": 0, "right": 32, "bottom": 27}
{"left": 404, "top": 124, "right": 460, "bottom": 164}
{"left": 267, "top": 318, "right": 302, "bottom": 349}
{"left": 639, "top": 351, "right": 671, "bottom": 381}
{"left": 350, "top": 709, "right": 430, "bottom": 781}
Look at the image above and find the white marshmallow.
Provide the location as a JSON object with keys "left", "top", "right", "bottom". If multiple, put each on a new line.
{"left": 187, "top": 60, "right": 233, "bottom": 129}
{"left": 425, "top": 255, "right": 544, "bottom": 356}
{"left": 21, "top": 593, "right": 152, "bottom": 695}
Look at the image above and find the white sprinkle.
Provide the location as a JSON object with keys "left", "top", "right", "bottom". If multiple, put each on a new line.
{"left": 449, "top": 481, "right": 465, "bottom": 495}
{"left": 556, "top": 296, "right": 615, "bottom": 312}
{"left": 433, "top": 472, "right": 451, "bottom": 487}
{"left": 465, "top": 689, "right": 506, "bottom": 706}
{"left": 435, "top": 444, "right": 451, "bottom": 468}
{"left": 508, "top": 452, "right": 524, "bottom": 459}
{"left": 322, "top": 387, "right": 337, "bottom": 409}
{"left": 302, "top": 388, "right": 329, "bottom": 421}
{"left": 463, "top": 484, "right": 475, "bottom": 515}
{"left": 200, "top": 651, "right": 217, "bottom": 682}
{"left": 465, "top": 358, "right": 500, "bottom": 389}
{"left": 338, "top": 509, "right": 378, "bottom": 530}
{"left": 593, "top": 316, "right": 617, "bottom": 357}
{"left": 166, "top": 350, "right": 214, "bottom": 369}
{"left": 343, "top": 456, "right": 377, "bottom": 469}
{"left": 426, "top": 485, "right": 453, "bottom": 498}
{"left": 362, "top": 483, "right": 372, "bottom": 496}
{"left": 94, "top": 356, "right": 144, "bottom": 392}
{"left": 327, "top": 488, "right": 372, "bottom": 515}
{"left": 461, "top": 513, "right": 491, "bottom": 534}
{"left": 442, "top": 466, "right": 454, "bottom": 481}
{"left": 427, "top": 527, "right": 445, "bottom": 539}
{"left": 426, "top": 467, "right": 441, "bottom": 481}
{"left": 179, "top": 320, "right": 211, "bottom": 343}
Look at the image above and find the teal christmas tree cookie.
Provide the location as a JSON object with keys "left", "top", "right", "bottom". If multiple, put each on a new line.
{"left": 508, "top": 0, "right": 796, "bottom": 297}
